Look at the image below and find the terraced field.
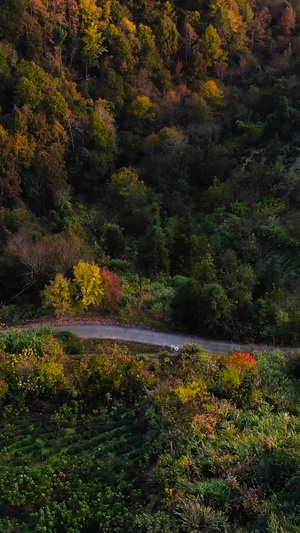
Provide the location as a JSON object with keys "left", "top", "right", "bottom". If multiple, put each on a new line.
{"left": 0, "top": 406, "right": 150, "bottom": 531}
{"left": 0, "top": 408, "right": 143, "bottom": 462}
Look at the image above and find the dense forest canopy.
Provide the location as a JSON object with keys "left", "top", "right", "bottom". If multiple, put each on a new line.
{"left": 1, "top": 0, "right": 300, "bottom": 342}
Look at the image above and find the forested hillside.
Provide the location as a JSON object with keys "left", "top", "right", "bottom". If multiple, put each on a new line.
{"left": 1, "top": 0, "right": 300, "bottom": 342}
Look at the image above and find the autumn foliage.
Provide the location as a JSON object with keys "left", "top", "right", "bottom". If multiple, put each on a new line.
{"left": 221, "top": 352, "right": 257, "bottom": 399}
{"left": 1, "top": 0, "right": 300, "bottom": 347}
{"left": 101, "top": 269, "right": 122, "bottom": 311}
{"left": 43, "top": 262, "right": 121, "bottom": 316}
{"left": 226, "top": 352, "right": 257, "bottom": 371}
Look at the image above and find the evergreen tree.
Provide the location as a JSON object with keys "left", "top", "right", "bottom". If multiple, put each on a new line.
{"left": 140, "top": 221, "right": 169, "bottom": 277}
{"left": 103, "top": 223, "right": 125, "bottom": 259}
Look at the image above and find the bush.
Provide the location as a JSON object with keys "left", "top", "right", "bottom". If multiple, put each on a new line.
{"left": 54, "top": 331, "right": 83, "bottom": 355}
{"left": 174, "top": 496, "right": 230, "bottom": 532}
{"left": 257, "top": 350, "right": 298, "bottom": 411}
{"left": 0, "top": 305, "right": 19, "bottom": 324}
{"left": 189, "top": 479, "right": 236, "bottom": 510}
{"left": 0, "top": 326, "right": 53, "bottom": 355}
{"left": 106, "top": 258, "right": 131, "bottom": 275}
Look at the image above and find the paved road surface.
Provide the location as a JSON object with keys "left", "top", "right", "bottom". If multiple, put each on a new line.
{"left": 54, "top": 324, "right": 275, "bottom": 354}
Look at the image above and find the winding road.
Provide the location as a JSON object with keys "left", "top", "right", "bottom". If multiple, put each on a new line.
{"left": 54, "top": 324, "right": 277, "bottom": 354}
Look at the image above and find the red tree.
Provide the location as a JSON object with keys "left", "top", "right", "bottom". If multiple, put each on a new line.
{"left": 101, "top": 270, "right": 122, "bottom": 311}
{"left": 279, "top": 7, "right": 296, "bottom": 36}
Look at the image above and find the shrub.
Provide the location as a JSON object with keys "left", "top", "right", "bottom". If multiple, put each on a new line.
{"left": 221, "top": 353, "right": 258, "bottom": 401}
{"left": 54, "top": 331, "right": 83, "bottom": 355}
{"left": 0, "top": 305, "right": 19, "bottom": 324}
{"left": 174, "top": 381, "right": 208, "bottom": 404}
{"left": 0, "top": 326, "right": 53, "bottom": 355}
{"left": 85, "top": 345, "right": 155, "bottom": 402}
{"left": 257, "top": 350, "right": 298, "bottom": 411}
{"left": 174, "top": 496, "right": 229, "bottom": 532}
{"left": 190, "top": 479, "right": 236, "bottom": 510}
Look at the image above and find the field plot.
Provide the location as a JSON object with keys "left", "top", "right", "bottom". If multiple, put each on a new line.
{"left": 0, "top": 406, "right": 149, "bottom": 532}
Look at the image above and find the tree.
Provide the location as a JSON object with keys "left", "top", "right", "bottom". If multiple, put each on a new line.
{"left": 42, "top": 263, "right": 122, "bottom": 317}
{"left": 73, "top": 262, "right": 104, "bottom": 311}
{"left": 129, "top": 95, "right": 156, "bottom": 134}
{"left": 0, "top": 127, "right": 34, "bottom": 208}
{"left": 0, "top": 0, "right": 26, "bottom": 40}
{"left": 198, "top": 283, "right": 232, "bottom": 337}
{"left": 279, "top": 7, "right": 296, "bottom": 37}
{"left": 202, "top": 25, "right": 227, "bottom": 68}
{"left": 101, "top": 269, "right": 122, "bottom": 311}
{"left": 107, "top": 23, "right": 138, "bottom": 74}
{"left": 103, "top": 223, "right": 125, "bottom": 259}
{"left": 197, "top": 254, "right": 218, "bottom": 284}
{"left": 172, "top": 277, "right": 201, "bottom": 332}
{"left": 80, "top": 0, "right": 107, "bottom": 76}
{"left": 91, "top": 100, "right": 117, "bottom": 183}
{"left": 182, "top": 22, "right": 199, "bottom": 66}
{"left": 0, "top": 45, "right": 10, "bottom": 83}
{"left": 8, "top": 229, "right": 88, "bottom": 287}
{"left": 107, "top": 167, "right": 148, "bottom": 214}
{"left": 252, "top": 6, "right": 272, "bottom": 49}
{"left": 82, "top": 22, "right": 107, "bottom": 73}
{"left": 138, "top": 24, "right": 162, "bottom": 70}
{"left": 155, "top": 15, "right": 179, "bottom": 66}
{"left": 34, "top": 142, "right": 68, "bottom": 213}
{"left": 209, "top": 0, "right": 247, "bottom": 52}
{"left": 140, "top": 221, "right": 169, "bottom": 277}
{"left": 264, "top": 96, "right": 291, "bottom": 140}
{"left": 66, "top": 0, "right": 79, "bottom": 32}
{"left": 202, "top": 80, "right": 224, "bottom": 108}
{"left": 43, "top": 273, "right": 74, "bottom": 316}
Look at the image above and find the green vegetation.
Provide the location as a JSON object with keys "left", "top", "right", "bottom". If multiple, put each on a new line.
{"left": 0, "top": 0, "right": 300, "bottom": 344}
{"left": 0, "top": 327, "right": 300, "bottom": 531}
{"left": 3, "top": 2, "right": 300, "bottom": 529}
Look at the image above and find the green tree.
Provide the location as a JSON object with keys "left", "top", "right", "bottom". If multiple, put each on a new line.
{"left": 155, "top": 15, "right": 179, "bottom": 66}
{"left": 196, "top": 254, "right": 218, "bottom": 284}
{"left": 129, "top": 95, "right": 156, "bottom": 134}
{"left": 172, "top": 277, "right": 201, "bottom": 332}
{"left": 138, "top": 24, "right": 162, "bottom": 70}
{"left": 103, "top": 223, "right": 125, "bottom": 258}
{"left": 198, "top": 283, "right": 232, "bottom": 337}
{"left": 107, "top": 23, "right": 138, "bottom": 74}
{"left": 107, "top": 167, "right": 148, "bottom": 214}
{"left": 140, "top": 221, "right": 169, "bottom": 277}
{"left": 82, "top": 22, "right": 107, "bottom": 74}
{"left": 264, "top": 97, "right": 291, "bottom": 140}
{"left": 0, "top": 0, "right": 26, "bottom": 40}
{"left": 91, "top": 100, "right": 117, "bottom": 185}
{"left": 0, "top": 45, "right": 10, "bottom": 83}
{"left": 202, "top": 25, "right": 227, "bottom": 67}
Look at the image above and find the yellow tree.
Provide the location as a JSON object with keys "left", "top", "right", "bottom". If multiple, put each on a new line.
{"left": 80, "top": 0, "right": 107, "bottom": 77}
{"left": 202, "top": 80, "right": 224, "bottom": 108}
{"left": 43, "top": 273, "right": 74, "bottom": 316}
{"left": 202, "top": 25, "right": 227, "bottom": 67}
{"left": 73, "top": 262, "right": 104, "bottom": 311}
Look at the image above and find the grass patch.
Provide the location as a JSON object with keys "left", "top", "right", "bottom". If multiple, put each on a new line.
{"left": 82, "top": 337, "right": 162, "bottom": 356}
